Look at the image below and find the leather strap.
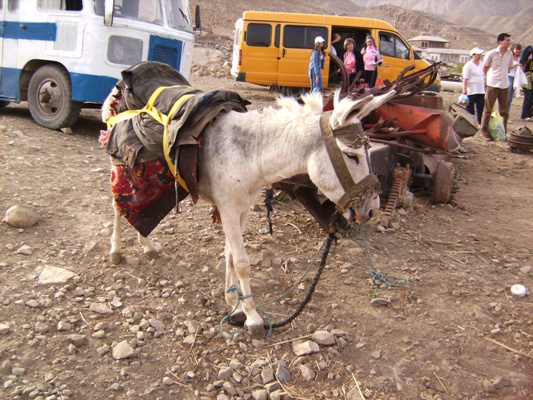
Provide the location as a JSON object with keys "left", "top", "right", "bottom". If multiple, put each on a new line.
{"left": 319, "top": 112, "right": 380, "bottom": 212}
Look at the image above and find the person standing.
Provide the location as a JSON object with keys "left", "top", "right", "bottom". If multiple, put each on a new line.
{"left": 507, "top": 43, "right": 522, "bottom": 117}
{"left": 462, "top": 47, "right": 486, "bottom": 126}
{"left": 342, "top": 38, "right": 363, "bottom": 87}
{"left": 309, "top": 36, "right": 325, "bottom": 93}
{"left": 521, "top": 50, "right": 533, "bottom": 122}
{"left": 479, "top": 33, "right": 515, "bottom": 141}
{"left": 361, "top": 36, "right": 383, "bottom": 88}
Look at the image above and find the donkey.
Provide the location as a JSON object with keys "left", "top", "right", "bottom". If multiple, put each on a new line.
{"left": 102, "top": 88, "right": 396, "bottom": 338}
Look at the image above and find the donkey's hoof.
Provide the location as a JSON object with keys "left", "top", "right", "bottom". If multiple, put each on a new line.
{"left": 246, "top": 322, "right": 266, "bottom": 340}
{"left": 228, "top": 312, "right": 246, "bottom": 327}
{"left": 145, "top": 250, "right": 159, "bottom": 260}
{"left": 110, "top": 253, "right": 122, "bottom": 265}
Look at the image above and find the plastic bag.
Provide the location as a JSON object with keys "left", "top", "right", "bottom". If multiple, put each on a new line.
{"left": 458, "top": 93, "right": 469, "bottom": 107}
{"left": 514, "top": 67, "right": 527, "bottom": 90}
{"left": 488, "top": 111, "right": 506, "bottom": 141}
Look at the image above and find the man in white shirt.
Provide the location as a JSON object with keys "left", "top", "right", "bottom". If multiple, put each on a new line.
{"left": 480, "top": 33, "right": 515, "bottom": 141}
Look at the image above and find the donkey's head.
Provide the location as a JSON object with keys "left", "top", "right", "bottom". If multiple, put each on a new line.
{"left": 309, "top": 90, "right": 396, "bottom": 224}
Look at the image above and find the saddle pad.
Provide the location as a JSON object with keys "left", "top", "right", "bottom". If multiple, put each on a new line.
{"left": 111, "top": 159, "right": 176, "bottom": 237}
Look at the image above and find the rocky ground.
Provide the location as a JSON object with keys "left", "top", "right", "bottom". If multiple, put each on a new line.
{"left": 1, "top": 39, "right": 533, "bottom": 400}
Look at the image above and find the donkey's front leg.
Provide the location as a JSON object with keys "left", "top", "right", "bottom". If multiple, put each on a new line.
{"left": 223, "top": 221, "right": 265, "bottom": 339}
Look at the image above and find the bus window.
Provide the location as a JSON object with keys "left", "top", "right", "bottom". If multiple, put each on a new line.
{"left": 38, "top": 0, "right": 82, "bottom": 11}
{"left": 379, "top": 32, "right": 410, "bottom": 60}
{"left": 8, "top": 0, "right": 19, "bottom": 12}
{"left": 283, "top": 25, "right": 328, "bottom": 49}
{"left": 246, "top": 24, "right": 271, "bottom": 47}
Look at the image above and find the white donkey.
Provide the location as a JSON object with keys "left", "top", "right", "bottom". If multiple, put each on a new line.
{"left": 103, "top": 89, "right": 395, "bottom": 338}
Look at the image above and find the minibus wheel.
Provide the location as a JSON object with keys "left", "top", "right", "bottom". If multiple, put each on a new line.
{"left": 281, "top": 86, "right": 307, "bottom": 99}
{"left": 28, "top": 65, "right": 81, "bottom": 130}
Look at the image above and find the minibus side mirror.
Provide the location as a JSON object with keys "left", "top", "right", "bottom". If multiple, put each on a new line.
{"left": 104, "top": 0, "right": 115, "bottom": 26}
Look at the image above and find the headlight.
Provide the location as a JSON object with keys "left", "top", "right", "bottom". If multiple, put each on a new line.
{"left": 108, "top": 36, "right": 143, "bottom": 65}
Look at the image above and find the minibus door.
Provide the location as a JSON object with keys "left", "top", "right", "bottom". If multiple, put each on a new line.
{"left": 278, "top": 24, "right": 329, "bottom": 89}
{"left": 0, "top": 0, "right": 19, "bottom": 101}
{"left": 238, "top": 22, "right": 279, "bottom": 86}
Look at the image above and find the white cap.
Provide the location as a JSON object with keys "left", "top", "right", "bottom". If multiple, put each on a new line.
{"left": 470, "top": 47, "right": 484, "bottom": 56}
{"left": 315, "top": 36, "right": 325, "bottom": 44}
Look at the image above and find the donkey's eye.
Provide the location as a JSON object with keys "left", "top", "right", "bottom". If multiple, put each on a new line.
{"left": 347, "top": 154, "right": 360, "bottom": 164}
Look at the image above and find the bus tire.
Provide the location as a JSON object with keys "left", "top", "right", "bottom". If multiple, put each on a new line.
{"left": 28, "top": 65, "right": 81, "bottom": 130}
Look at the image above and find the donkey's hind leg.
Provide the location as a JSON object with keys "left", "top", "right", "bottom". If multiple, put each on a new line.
{"left": 110, "top": 201, "right": 123, "bottom": 265}
{"left": 137, "top": 233, "right": 159, "bottom": 259}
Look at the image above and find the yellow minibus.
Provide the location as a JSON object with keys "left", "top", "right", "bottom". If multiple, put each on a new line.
{"left": 231, "top": 11, "right": 440, "bottom": 95}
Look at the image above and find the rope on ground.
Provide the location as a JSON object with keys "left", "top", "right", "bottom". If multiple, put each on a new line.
{"left": 220, "top": 233, "right": 336, "bottom": 339}
{"left": 357, "top": 224, "right": 409, "bottom": 287}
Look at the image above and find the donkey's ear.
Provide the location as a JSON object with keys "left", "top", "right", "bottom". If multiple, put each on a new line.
{"left": 330, "top": 90, "right": 396, "bottom": 129}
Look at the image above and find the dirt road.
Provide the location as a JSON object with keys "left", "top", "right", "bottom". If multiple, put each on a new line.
{"left": 1, "top": 72, "right": 532, "bottom": 400}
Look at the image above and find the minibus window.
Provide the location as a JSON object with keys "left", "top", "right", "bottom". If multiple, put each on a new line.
{"left": 274, "top": 24, "right": 280, "bottom": 48}
{"left": 283, "top": 25, "right": 328, "bottom": 49}
{"left": 379, "top": 32, "right": 410, "bottom": 60}
{"left": 246, "top": 23, "right": 272, "bottom": 47}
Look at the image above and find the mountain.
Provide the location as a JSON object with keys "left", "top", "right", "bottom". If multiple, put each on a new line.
{"left": 190, "top": 0, "right": 532, "bottom": 50}
{"left": 349, "top": 0, "right": 532, "bottom": 46}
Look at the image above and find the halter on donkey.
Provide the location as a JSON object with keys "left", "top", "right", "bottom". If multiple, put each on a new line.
{"left": 100, "top": 61, "right": 396, "bottom": 338}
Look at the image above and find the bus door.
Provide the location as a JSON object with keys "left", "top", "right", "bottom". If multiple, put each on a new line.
{"left": 0, "top": 0, "right": 20, "bottom": 100}
{"left": 278, "top": 24, "right": 329, "bottom": 88}
{"left": 238, "top": 21, "right": 279, "bottom": 86}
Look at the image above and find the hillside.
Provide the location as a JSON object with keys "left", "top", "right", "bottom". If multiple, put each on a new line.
{"left": 190, "top": 0, "right": 531, "bottom": 51}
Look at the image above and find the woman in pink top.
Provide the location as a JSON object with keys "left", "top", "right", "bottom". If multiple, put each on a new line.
{"left": 342, "top": 38, "right": 363, "bottom": 86}
{"left": 361, "top": 36, "right": 383, "bottom": 88}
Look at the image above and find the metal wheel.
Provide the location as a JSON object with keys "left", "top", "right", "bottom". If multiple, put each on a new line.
{"left": 432, "top": 160, "right": 455, "bottom": 204}
{"left": 28, "top": 65, "right": 81, "bottom": 129}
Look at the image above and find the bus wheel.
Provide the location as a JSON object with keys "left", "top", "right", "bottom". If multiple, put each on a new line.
{"left": 28, "top": 65, "right": 81, "bottom": 130}
{"left": 0, "top": 100, "right": 11, "bottom": 108}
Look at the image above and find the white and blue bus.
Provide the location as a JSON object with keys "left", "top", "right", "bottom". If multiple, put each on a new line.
{"left": 0, "top": 0, "right": 196, "bottom": 129}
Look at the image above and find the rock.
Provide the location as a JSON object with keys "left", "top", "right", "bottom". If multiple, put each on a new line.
{"left": 67, "top": 334, "right": 88, "bottom": 347}
{"left": 57, "top": 321, "right": 72, "bottom": 331}
{"left": 0, "top": 323, "right": 10, "bottom": 335}
{"left": 371, "top": 351, "right": 381, "bottom": 359}
{"left": 472, "top": 306, "right": 494, "bottom": 324}
{"left": 11, "top": 367, "right": 25, "bottom": 376}
{"left": 292, "top": 340, "right": 320, "bottom": 356}
{"left": 38, "top": 266, "right": 77, "bottom": 285}
{"left": 217, "top": 365, "right": 233, "bottom": 380}
{"left": 299, "top": 364, "right": 315, "bottom": 381}
{"left": 311, "top": 330, "right": 336, "bottom": 346}
{"left": 261, "top": 367, "right": 274, "bottom": 384}
{"left": 251, "top": 388, "right": 268, "bottom": 400}
{"left": 112, "top": 340, "right": 135, "bottom": 360}
{"left": 275, "top": 364, "right": 291, "bottom": 383}
{"left": 163, "top": 377, "right": 173, "bottom": 386}
{"left": 149, "top": 318, "right": 165, "bottom": 331}
{"left": 270, "top": 390, "right": 284, "bottom": 400}
{"left": 483, "top": 380, "right": 496, "bottom": 393}
{"left": 89, "top": 303, "right": 113, "bottom": 314}
{"left": 15, "top": 245, "right": 33, "bottom": 255}
{"left": 4, "top": 205, "right": 42, "bottom": 228}
{"left": 34, "top": 321, "right": 49, "bottom": 333}
{"left": 492, "top": 376, "right": 511, "bottom": 389}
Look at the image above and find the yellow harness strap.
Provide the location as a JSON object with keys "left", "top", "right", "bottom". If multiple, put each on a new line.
{"left": 105, "top": 85, "right": 195, "bottom": 191}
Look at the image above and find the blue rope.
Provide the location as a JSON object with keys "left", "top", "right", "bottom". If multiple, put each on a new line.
{"left": 358, "top": 224, "right": 409, "bottom": 287}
